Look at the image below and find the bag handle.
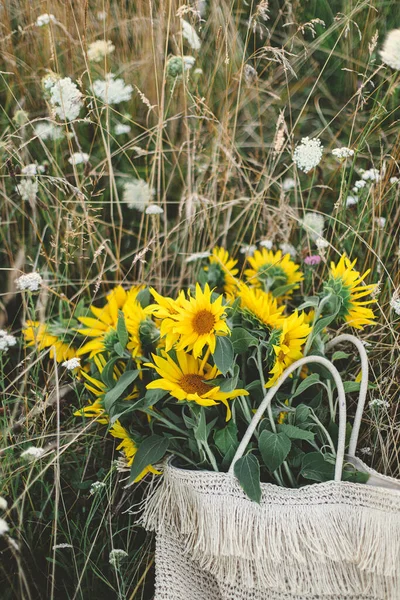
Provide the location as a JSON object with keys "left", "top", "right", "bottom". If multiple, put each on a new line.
{"left": 228, "top": 355, "right": 347, "bottom": 482}
{"left": 325, "top": 333, "right": 369, "bottom": 457}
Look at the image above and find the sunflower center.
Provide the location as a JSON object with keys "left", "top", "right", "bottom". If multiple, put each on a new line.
{"left": 192, "top": 309, "right": 215, "bottom": 335}
{"left": 180, "top": 374, "right": 211, "bottom": 396}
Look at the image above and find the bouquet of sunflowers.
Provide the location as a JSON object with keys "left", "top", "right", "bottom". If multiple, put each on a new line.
{"left": 23, "top": 247, "right": 377, "bottom": 498}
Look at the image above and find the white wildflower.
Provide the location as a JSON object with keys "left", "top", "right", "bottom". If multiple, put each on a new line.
{"left": 346, "top": 195, "right": 358, "bottom": 207}
{"left": 368, "top": 398, "right": 390, "bottom": 410}
{"left": 109, "top": 549, "right": 128, "bottom": 568}
{"left": 92, "top": 73, "right": 133, "bottom": 105}
{"left": 353, "top": 179, "right": 367, "bottom": 192}
{"left": 62, "top": 357, "right": 81, "bottom": 370}
{"left": 240, "top": 244, "right": 257, "bottom": 256}
{"left": 185, "top": 251, "right": 211, "bottom": 263}
{"left": 36, "top": 13, "right": 57, "bottom": 27}
{"left": 181, "top": 19, "right": 201, "bottom": 50}
{"left": 21, "top": 446, "right": 46, "bottom": 460}
{"left": 0, "top": 518, "right": 9, "bottom": 536}
{"left": 123, "top": 179, "right": 155, "bottom": 211}
{"left": 0, "top": 330, "right": 17, "bottom": 352}
{"left": 332, "top": 147, "right": 354, "bottom": 160}
{"left": 379, "top": 29, "right": 400, "bottom": 70}
{"left": 279, "top": 242, "right": 297, "bottom": 258}
{"left": 114, "top": 123, "right": 131, "bottom": 135}
{"left": 34, "top": 121, "right": 64, "bottom": 141}
{"left": 48, "top": 77, "right": 84, "bottom": 121}
{"left": 361, "top": 168, "right": 381, "bottom": 182}
{"left": 16, "top": 272, "right": 42, "bottom": 292}
{"left": 376, "top": 217, "right": 386, "bottom": 228}
{"left": 68, "top": 152, "right": 89, "bottom": 166}
{"left": 53, "top": 543, "right": 73, "bottom": 549}
{"left": 390, "top": 176, "right": 399, "bottom": 184}
{"left": 282, "top": 177, "right": 296, "bottom": 191}
{"left": 15, "top": 178, "right": 38, "bottom": 203}
{"left": 145, "top": 204, "right": 164, "bottom": 215}
{"left": 359, "top": 447, "right": 372, "bottom": 456}
{"left": 390, "top": 295, "right": 400, "bottom": 316}
{"left": 302, "top": 213, "right": 325, "bottom": 241}
{"left": 97, "top": 11, "right": 107, "bottom": 21}
{"left": 315, "top": 237, "right": 329, "bottom": 250}
{"left": 293, "top": 137, "right": 323, "bottom": 173}
{"left": 260, "top": 239, "right": 273, "bottom": 249}
{"left": 21, "top": 163, "right": 44, "bottom": 176}
{"left": 87, "top": 39, "right": 115, "bottom": 62}
{"left": 0, "top": 497, "right": 7, "bottom": 511}
{"left": 89, "top": 481, "right": 106, "bottom": 495}
{"left": 244, "top": 64, "right": 258, "bottom": 86}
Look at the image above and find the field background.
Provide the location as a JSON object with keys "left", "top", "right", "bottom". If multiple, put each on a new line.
{"left": 0, "top": 0, "right": 399, "bottom": 598}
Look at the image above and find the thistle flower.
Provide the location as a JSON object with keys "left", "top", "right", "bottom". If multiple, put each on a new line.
{"left": 16, "top": 272, "right": 43, "bottom": 292}
{"left": 181, "top": 19, "right": 201, "bottom": 50}
{"left": 145, "top": 204, "right": 164, "bottom": 215}
{"left": 304, "top": 255, "right": 321, "bottom": 266}
{"left": 87, "top": 39, "right": 115, "bottom": 62}
{"left": 114, "top": 123, "right": 131, "bottom": 135}
{"left": 0, "top": 330, "right": 17, "bottom": 352}
{"left": 332, "top": 147, "right": 354, "bottom": 160}
{"left": 21, "top": 446, "right": 46, "bottom": 460}
{"left": 36, "top": 13, "right": 57, "bottom": 27}
{"left": 62, "top": 357, "right": 81, "bottom": 370}
{"left": 302, "top": 213, "right": 325, "bottom": 241}
{"left": 68, "top": 152, "right": 89, "bottom": 165}
{"left": 379, "top": 29, "right": 400, "bottom": 70}
{"left": 123, "top": 179, "right": 155, "bottom": 211}
{"left": 48, "top": 77, "right": 84, "bottom": 121}
{"left": 293, "top": 137, "right": 323, "bottom": 173}
{"left": 92, "top": 73, "right": 133, "bottom": 104}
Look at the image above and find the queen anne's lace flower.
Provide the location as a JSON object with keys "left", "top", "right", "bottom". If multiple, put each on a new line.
{"left": 279, "top": 242, "right": 297, "bottom": 258}
{"left": 109, "top": 549, "right": 128, "bottom": 568}
{"left": 302, "top": 213, "right": 325, "bottom": 241}
{"left": 62, "top": 357, "right": 81, "bottom": 370}
{"left": 260, "top": 239, "right": 273, "bottom": 249}
{"left": 145, "top": 204, "right": 164, "bottom": 215}
{"left": 48, "top": 77, "right": 84, "bottom": 121}
{"left": 315, "top": 237, "right": 329, "bottom": 250}
{"left": 0, "top": 518, "right": 9, "bottom": 536}
{"left": 87, "top": 39, "right": 115, "bottom": 62}
{"left": 390, "top": 295, "right": 400, "bottom": 316}
{"left": 92, "top": 73, "right": 133, "bottom": 105}
{"left": 21, "top": 446, "right": 46, "bottom": 460}
{"left": 0, "top": 497, "right": 7, "bottom": 511}
{"left": 293, "top": 137, "right": 323, "bottom": 173}
{"left": 332, "top": 147, "right": 354, "bottom": 160}
{"left": 16, "top": 178, "right": 38, "bottom": 203}
{"left": 34, "top": 121, "right": 64, "bottom": 141}
{"left": 185, "top": 251, "right": 211, "bottom": 263}
{"left": 68, "top": 152, "right": 89, "bottom": 165}
{"left": 282, "top": 177, "right": 296, "bottom": 191}
{"left": 361, "top": 168, "right": 381, "bottom": 182}
{"left": 89, "top": 481, "right": 106, "bottom": 495}
{"left": 36, "top": 13, "right": 57, "bottom": 27}
{"left": 123, "top": 179, "right": 155, "bottom": 211}
{"left": 16, "top": 272, "right": 43, "bottom": 292}
{"left": 181, "top": 19, "right": 201, "bottom": 50}
{"left": 346, "top": 195, "right": 358, "bottom": 207}
{"left": 0, "top": 330, "right": 17, "bottom": 352}
{"left": 369, "top": 398, "right": 390, "bottom": 410}
{"left": 21, "top": 164, "right": 44, "bottom": 176}
{"left": 114, "top": 123, "right": 131, "bottom": 135}
{"left": 379, "top": 29, "right": 400, "bottom": 70}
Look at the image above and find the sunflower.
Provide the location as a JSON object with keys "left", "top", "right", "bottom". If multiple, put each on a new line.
{"left": 237, "top": 283, "right": 285, "bottom": 330}
{"left": 148, "top": 288, "right": 186, "bottom": 350}
{"left": 109, "top": 420, "right": 160, "bottom": 481}
{"left": 325, "top": 255, "right": 377, "bottom": 329}
{"left": 160, "top": 283, "right": 230, "bottom": 358}
{"left": 74, "top": 355, "right": 138, "bottom": 424}
{"left": 267, "top": 311, "right": 311, "bottom": 387}
{"left": 23, "top": 321, "right": 76, "bottom": 363}
{"left": 146, "top": 350, "right": 248, "bottom": 420}
{"left": 244, "top": 248, "right": 303, "bottom": 296}
{"left": 124, "top": 289, "right": 159, "bottom": 357}
{"left": 204, "top": 247, "right": 239, "bottom": 296}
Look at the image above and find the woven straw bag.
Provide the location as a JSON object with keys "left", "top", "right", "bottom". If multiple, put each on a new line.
{"left": 141, "top": 334, "right": 400, "bottom": 599}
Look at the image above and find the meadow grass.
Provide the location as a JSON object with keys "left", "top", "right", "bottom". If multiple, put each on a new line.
{"left": 0, "top": 0, "right": 399, "bottom": 597}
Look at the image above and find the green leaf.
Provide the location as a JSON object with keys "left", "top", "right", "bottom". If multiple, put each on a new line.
{"left": 332, "top": 351, "right": 350, "bottom": 362}
{"left": 234, "top": 454, "right": 261, "bottom": 503}
{"left": 271, "top": 283, "right": 297, "bottom": 298}
{"left": 212, "top": 336, "right": 234, "bottom": 376}
{"left": 136, "top": 288, "right": 151, "bottom": 308}
{"left": 214, "top": 421, "right": 238, "bottom": 456}
{"left": 343, "top": 381, "right": 361, "bottom": 393}
{"left": 129, "top": 435, "right": 169, "bottom": 483}
{"left": 194, "top": 408, "right": 208, "bottom": 443}
{"left": 103, "top": 370, "right": 139, "bottom": 413}
{"left": 278, "top": 424, "right": 315, "bottom": 442}
{"left": 117, "top": 310, "right": 129, "bottom": 348}
{"left": 100, "top": 357, "right": 121, "bottom": 387}
{"left": 258, "top": 430, "right": 291, "bottom": 473}
{"left": 298, "top": 296, "right": 320, "bottom": 310}
{"left": 313, "top": 313, "right": 337, "bottom": 337}
{"left": 231, "top": 327, "right": 258, "bottom": 353}
{"left": 113, "top": 342, "right": 126, "bottom": 357}
{"left": 300, "top": 452, "right": 335, "bottom": 482}
{"left": 295, "top": 404, "right": 312, "bottom": 424}
{"left": 292, "top": 373, "right": 320, "bottom": 397}
{"left": 143, "top": 387, "right": 168, "bottom": 408}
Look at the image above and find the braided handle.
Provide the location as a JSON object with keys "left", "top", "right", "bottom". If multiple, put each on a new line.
{"left": 228, "top": 355, "right": 347, "bottom": 482}
{"left": 326, "top": 334, "right": 369, "bottom": 457}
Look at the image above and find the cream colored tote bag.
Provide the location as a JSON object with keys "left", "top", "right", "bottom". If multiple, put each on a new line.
{"left": 141, "top": 335, "right": 400, "bottom": 599}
